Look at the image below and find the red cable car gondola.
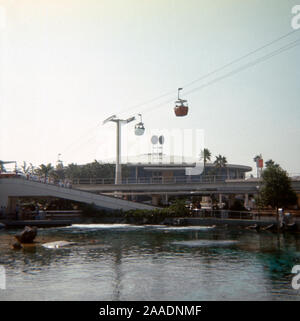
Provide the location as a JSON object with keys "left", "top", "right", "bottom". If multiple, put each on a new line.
{"left": 174, "top": 87, "right": 188, "bottom": 117}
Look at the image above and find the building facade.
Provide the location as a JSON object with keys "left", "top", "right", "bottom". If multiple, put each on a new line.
{"left": 126, "top": 162, "right": 252, "bottom": 184}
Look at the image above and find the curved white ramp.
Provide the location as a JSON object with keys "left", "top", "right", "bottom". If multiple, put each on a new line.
{"left": 0, "top": 178, "right": 157, "bottom": 211}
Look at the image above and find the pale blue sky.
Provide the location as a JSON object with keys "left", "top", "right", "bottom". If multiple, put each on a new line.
{"left": 0, "top": 0, "right": 299, "bottom": 175}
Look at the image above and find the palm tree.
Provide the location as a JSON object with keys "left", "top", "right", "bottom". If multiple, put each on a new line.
{"left": 21, "top": 161, "right": 30, "bottom": 175}
{"left": 201, "top": 148, "right": 211, "bottom": 175}
{"left": 214, "top": 154, "right": 227, "bottom": 180}
{"left": 29, "top": 163, "right": 35, "bottom": 175}
{"left": 35, "top": 163, "right": 54, "bottom": 178}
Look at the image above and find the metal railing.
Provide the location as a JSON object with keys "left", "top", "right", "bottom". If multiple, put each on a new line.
{"left": 71, "top": 175, "right": 246, "bottom": 185}
{"left": 190, "top": 209, "right": 276, "bottom": 221}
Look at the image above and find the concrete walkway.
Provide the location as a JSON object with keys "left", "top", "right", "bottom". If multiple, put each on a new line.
{"left": 0, "top": 178, "right": 157, "bottom": 211}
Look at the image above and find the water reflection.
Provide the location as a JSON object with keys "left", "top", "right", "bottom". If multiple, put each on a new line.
{"left": 0, "top": 225, "right": 300, "bottom": 300}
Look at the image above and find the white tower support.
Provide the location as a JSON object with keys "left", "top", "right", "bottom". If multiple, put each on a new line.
{"left": 103, "top": 115, "right": 135, "bottom": 185}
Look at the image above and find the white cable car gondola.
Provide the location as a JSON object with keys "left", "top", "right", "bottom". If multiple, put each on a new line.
{"left": 134, "top": 114, "right": 145, "bottom": 136}
{"left": 174, "top": 87, "right": 188, "bottom": 117}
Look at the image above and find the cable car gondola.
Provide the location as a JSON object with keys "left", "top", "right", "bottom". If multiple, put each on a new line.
{"left": 134, "top": 114, "right": 145, "bottom": 136}
{"left": 174, "top": 87, "right": 188, "bottom": 117}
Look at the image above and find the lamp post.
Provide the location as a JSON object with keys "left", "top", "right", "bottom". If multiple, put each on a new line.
{"left": 103, "top": 115, "right": 135, "bottom": 184}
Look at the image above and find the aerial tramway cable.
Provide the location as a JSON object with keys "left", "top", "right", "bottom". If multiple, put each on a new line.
{"left": 139, "top": 36, "right": 300, "bottom": 116}
{"left": 116, "top": 29, "right": 299, "bottom": 117}
{"left": 62, "top": 30, "right": 300, "bottom": 153}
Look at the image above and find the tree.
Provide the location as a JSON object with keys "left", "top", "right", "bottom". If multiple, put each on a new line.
{"left": 64, "top": 160, "right": 130, "bottom": 180}
{"left": 214, "top": 154, "right": 227, "bottom": 179}
{"left": 64, "top": 163, "right": 82, "bottom": 179}
{"left": 0, "top": 162, "right": 6, "bottom": 173}
{"left": 265, "top": 159, "right": 279, "bottom": 168}
{"left": 201, "top": 148, "right": 211, "bottom": 175}
{"left": 35, "top": 163, "right": 54, "bottom": 178}
{"left": 169, "top": 199, "right": 189, "bottom": 216}
{"left": 253, "top": 154, "right": 261, "bottom": 163}
{"left": 28, "top": 163, "right": 35, "bottom": 175}
{"left": 21, "top": 161, "right": 30, "bottom": 175}
{"left": 259, "top": 163, "right": 297, "bottom": 228}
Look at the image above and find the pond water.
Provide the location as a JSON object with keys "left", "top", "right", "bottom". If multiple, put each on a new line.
{"left": 0, "top": 224, "right": 300, "bottom": 301}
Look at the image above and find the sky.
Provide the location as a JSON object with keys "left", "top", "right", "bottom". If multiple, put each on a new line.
{"left": 0, "top": 0, "right": 299, "bottom": 175}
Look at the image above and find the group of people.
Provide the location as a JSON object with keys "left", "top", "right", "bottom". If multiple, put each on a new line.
{"left": 13, "top": 203, "right": 45, "bottom": 221}
{"left": 25, "top": 174, "right": 72, "bottom": 188}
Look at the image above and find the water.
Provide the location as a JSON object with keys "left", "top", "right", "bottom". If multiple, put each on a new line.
{"left": 0, "top": 224, "right": 300, "bottom": 301}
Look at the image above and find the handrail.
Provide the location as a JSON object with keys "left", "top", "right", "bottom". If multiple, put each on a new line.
{"left": 70, "top": 175, "right": 244, "bottom": 185}
{"left": 4, "top": 173, "right": 300, "bottom": 187}
{"left": 2, "top": 177, "right": 157, "bottom": 209}
{"left": 190, "top": 209, "right": 278, "bottom": 221}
